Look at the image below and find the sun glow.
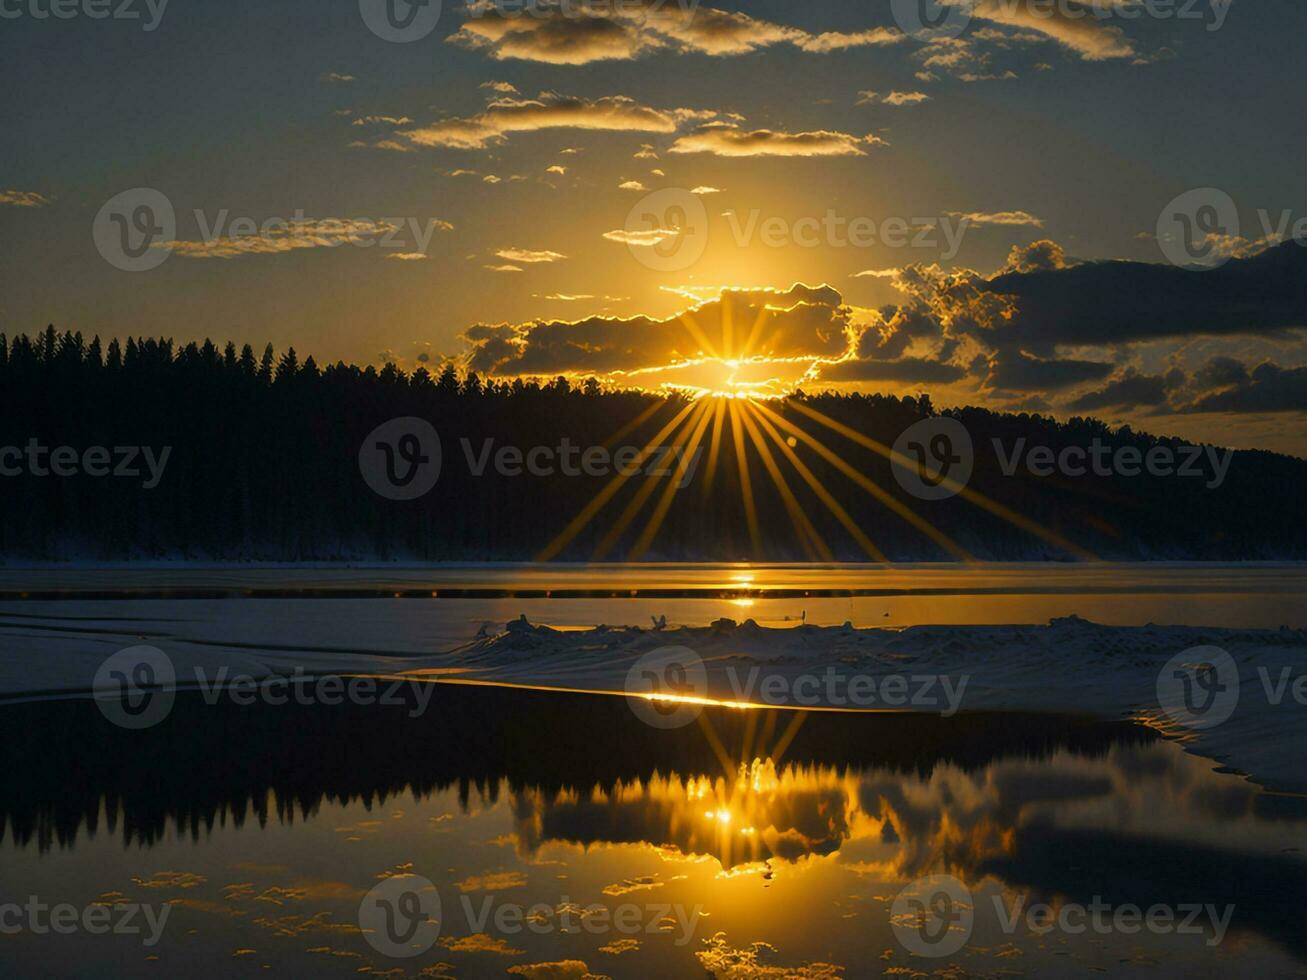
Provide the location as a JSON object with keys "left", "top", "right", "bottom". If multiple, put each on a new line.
{"left": 536, "top": 335, "right": 1098, "bottom": 563}
{"left": 631, "top": 356, "right": 807, "bottom": 401}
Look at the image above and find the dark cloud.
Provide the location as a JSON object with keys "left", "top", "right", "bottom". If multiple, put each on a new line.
{"left": 462, "top": 284, "right": 854, "bottom": 376}
{"left": 1184, "top": 360, "right": 1307, "bottom": 413}
{"left": 1065, "top": 367, "right": 1179, "bottom": 412}
{"left": 1194, "top": 355, "right": 1250, "bottom": 390}
{"left": 818, "top": 355, "right": 966, "bottom": 385}
{"left": 865, "top": 305, "right": 946, "bottom": 359}
{"left": 985, "top": 350, "right": 1115, "bottom": 392}
{"left": 983, "top": 240, "right": 1307, "bottom": 351}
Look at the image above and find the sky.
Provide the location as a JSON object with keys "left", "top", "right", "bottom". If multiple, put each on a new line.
{"left": 3, "top": 0, "right": 1306, "bottom": 455}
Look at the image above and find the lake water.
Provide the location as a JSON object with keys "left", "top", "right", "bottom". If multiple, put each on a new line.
{"left": 2, "top": 683, "right": 1307, "bottom": 978}
{"left": 2, "top": 563, "right": 1304, "bottom": 641}
{"left": 2, "top": 563, "right": 1306, "bottom": 976}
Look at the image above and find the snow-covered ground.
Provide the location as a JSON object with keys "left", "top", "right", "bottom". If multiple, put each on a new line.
{"left": 1, "top": 585, "right": 1304, "bottom": 793}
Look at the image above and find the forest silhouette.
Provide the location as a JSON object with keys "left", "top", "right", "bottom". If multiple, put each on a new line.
{"left": 2, "top": 327, "right": 1303, "bottom": 561}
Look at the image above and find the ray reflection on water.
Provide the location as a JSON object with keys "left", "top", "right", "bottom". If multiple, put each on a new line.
{"left": 2, "top": 686, "right": 1306, "bottom": 977}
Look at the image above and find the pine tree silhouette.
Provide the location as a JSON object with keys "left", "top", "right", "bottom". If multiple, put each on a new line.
{"left": 0, "top": 329, "right": 1301, "bottom": 561}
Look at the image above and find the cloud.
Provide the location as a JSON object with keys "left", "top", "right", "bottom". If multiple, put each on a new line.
{"left": 402, "top": 92, "right": 715, "bottom": 149}
{"left": 441, "top": 934, "right": 525, "bottom": 955}
{"left": 480, "top": 80, "right": 519, "bottom": 93}
{"left": 947, "top": 209, "right": 1044, "bottom": 228}
{"left": 0, "top": 190, "right": 51, "bottom": 208}
{"left": 1182, "top": 360, "right": 1307, "bottom": 414}
{"left": 546, "top": 165, "right": 568, "bottom": 175}
{"left": 985, "top": 350, "right": 1115, "bottom": 391}
{"left": 601, "top": 876, "right": 664, "bottom": 897}
{"left": 962, "top": 0, "right": 1137, "bottom": 61}
{"left": 461, "top": 283, "right": 857, "bottom": 377}
{"left": 819, "top": 355, "right": 967, "bottom": 384}
{"left": 350, "top": 137, "right": 414, "bottom": 152}
{"left": 851, "top": 268, "right": 899, "bottom": 279}
{"left": 449, "top": 1, "right": 903, "bottom": 65}
{"left": 602, "top": 227, "right": 680, "bottom": 246}
{"left": 619, "top": 179, "right": 649, "bottom": 191}
{"left": 496, "top": 248, "right": 567, "bottom": 264}
{"left": 319, "top": 72, "right": 355, "bottom": 83}
{"left": 1066, "top": 366, "right": 1180, "bottom": 412}
{"left": 669, "top": 122, "right": 883, "bottom": 158}
{"left": 985, "top": 240, "right": 1307, "bottom": 348}
{"left": 507, "top": 962, "right": 597, "bottom": 980}
{"left": 162, "top": 219, "right": 403, "bottom": 259}
{"left": 485, "top": 264, "right": 524, "bottom": 272}
{"left": 455, "top": 871, "right": 528, "bottom": 892}
{"left": 796, "top": 27, "right": 905, "bottom": 53}
{"left": 1001, "top": 239, "right": 1070, "bottom": 273}
{"left": 691, "top": 186, "right": 722, "bottom": 195}
{"left": 351, "top": 115, "right": 413, "bottom": 127}
{"left": 856, "top": 90, "right": 930, "bottom": 106}
{"left": 386, "top": 252, "right": 429, "bottom": 261}
{"left": 452, "top": 8, "right": 656, "bottom": 64}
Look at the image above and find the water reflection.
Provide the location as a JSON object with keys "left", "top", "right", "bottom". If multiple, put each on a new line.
{"left": 0, "top": 685, "right": 1144, "bottom": 852}
{"left": 2, "top": 685, "right": 1306, "bottom": 974}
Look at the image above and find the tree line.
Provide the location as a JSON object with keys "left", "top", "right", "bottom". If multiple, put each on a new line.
{"left": 2, "top": 326, "right": 1303, "bottom": 561}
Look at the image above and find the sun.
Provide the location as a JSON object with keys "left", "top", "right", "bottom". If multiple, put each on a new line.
{"left": 647, "top": 356, "right": 803, "bottom": 401}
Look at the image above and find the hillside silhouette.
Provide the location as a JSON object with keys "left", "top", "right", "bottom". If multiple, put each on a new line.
{"left": 1, "top": 327, "right": 1303, "bottom": 561}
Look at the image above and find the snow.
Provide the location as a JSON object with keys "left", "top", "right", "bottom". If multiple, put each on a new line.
{"left": 1, "top": 595, "right": 1304, "bottom": 793}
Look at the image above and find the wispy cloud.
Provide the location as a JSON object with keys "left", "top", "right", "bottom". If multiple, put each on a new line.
{"left": 962, "top": 0, "right": 1137, "bottom": 61}
{"left": 449, "top": 1, "right": 904, "bottom": 65}
{"left": 496, "top": 248, "right": 567, "bottom": 264}
{"left": 162, "top": 219, "right": 404, "bottom": 259}
{"left": 857, "top": 90, "right": 931, "bottom": 106}
{"left": 402, "top": 93, "right": 715, "bottom": 150}
{"left": 602, "top": 228, "right": 681, "bottom": 246}
{"left": 352, "top": 115, "right": 413, "bottom": 127}
{"left": 0, "top": 190, "right": 51, "bottom": 208}
{"left": 670, "top": 123, "right": 883, "bottom": 158}
{"left": 947, "top": 209, "right": 1044, "bottom": 227}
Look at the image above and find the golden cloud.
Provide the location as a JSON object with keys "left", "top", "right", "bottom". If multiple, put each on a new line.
{"left": 669, "top": 123, "right": 884, "bottom": 157}
{"left": 403, "top": 93, "right": 716, "bottom": 149}
{"left": 461, "top": 283, "right": 860, "bottom": 377}
{"left": 449, "top": 1, "right": 904, "bottom": 65}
